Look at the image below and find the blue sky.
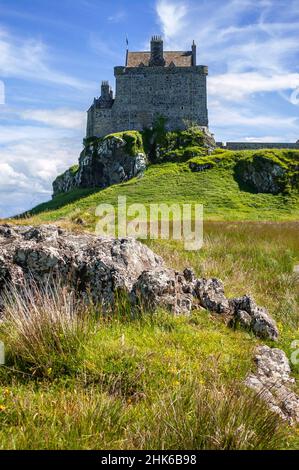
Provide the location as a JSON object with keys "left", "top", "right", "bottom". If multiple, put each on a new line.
{"left": 0, "top": 0, "right": 298, "bottom": 217}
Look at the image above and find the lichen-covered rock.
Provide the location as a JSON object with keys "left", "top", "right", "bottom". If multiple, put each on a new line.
{"left": 52, "top": 132, "right": 147, "bottom": 197}
{"left": 0, "top": 225, "right": 278, "bottom": 341}
{"left": 245, "top": 346, "right": 299, "bottom": 424}
{"left": 0, "top": 225, "right": 163, "bottom": 309}
{"left": 230, "top": 295, "right": 278, "bottom": 341}
{"left": 131, "top": 267, "right": 196, "bottom": 314}
{"left": 195, "top": 278, "right": 230, "bottom": 314}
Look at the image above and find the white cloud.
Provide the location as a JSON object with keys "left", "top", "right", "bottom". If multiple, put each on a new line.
{"left": 209, "top": 102, "right": 299, "bottom": 142}
{"left": 0, "top": 136, "right": 82, "bottom": 217}
{"left": 0, "top": 79, "right": 4, "bottom": 104}
{"left": 156, "top": 0, "right": 187, "bottom": 39}
{"left": 18, "top": 108, "right": 86, "bottom": 130}
{"left": 155, "top": 0, "right": 299, "bottom": 141}
{"left": 0, "top": 125, "right": 71, "bottom": 145}
{"left": 0, "top": 27, "right": 93, "bottom": 90}
{"left": 243, "top": 136, "right": 289, "bottom": 143}
{"left": 210, "top": 103, "right": 298, "bottom": 130}
{"left": 209, "top": 72, "right": 299, "bottom": 101}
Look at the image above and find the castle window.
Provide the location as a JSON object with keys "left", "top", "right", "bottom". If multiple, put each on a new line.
{"left": 181, "top": 106, "right": 184, "bottom": 110}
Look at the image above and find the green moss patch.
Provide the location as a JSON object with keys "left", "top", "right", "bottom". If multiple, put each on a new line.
{"left": 105, "top": 131, "right": 144, "bottom": 156}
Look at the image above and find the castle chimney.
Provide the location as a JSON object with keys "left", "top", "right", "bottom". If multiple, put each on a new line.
{"left": 149, "top": 36, "right": 165, "bottom": 66}
{"left": 191, "top": 40, "right": 196, "bottom": 66}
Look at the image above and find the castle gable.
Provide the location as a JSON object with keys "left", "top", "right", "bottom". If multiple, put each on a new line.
{"left": 127, "top": 51, "right": 193, "bottom": 67}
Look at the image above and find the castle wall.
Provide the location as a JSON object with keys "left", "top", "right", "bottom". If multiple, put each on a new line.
{"left": 112, "top": 65, "right": 208, "bottom": 133}
{"left": 87, "top": 64, "right": 209, "bottom": 138}
{"left": 86, "top": 107, "right": 113, "bottom": 138}
{"left": 217, "top": 142, "right": 299, "bottom": 150}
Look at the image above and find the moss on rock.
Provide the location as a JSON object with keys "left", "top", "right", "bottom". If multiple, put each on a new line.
{"left": 234, "top": 150, "right": 299, "bottom": 194}
{"left": 104, "top": 131, "right": 144, "bottom": 156}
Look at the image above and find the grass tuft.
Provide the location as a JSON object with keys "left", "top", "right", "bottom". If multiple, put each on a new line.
{"left": 1, "top": 280, "right": 94, "bottom": 378}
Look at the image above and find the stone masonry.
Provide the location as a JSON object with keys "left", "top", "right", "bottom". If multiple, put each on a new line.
{"left": 86, "top": 36, "right": 209, "bottom": 137}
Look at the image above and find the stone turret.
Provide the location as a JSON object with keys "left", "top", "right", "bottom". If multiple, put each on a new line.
{"left": 149, "top": 36, "right": 165, "bottom": 67}
{"left": 99, "top": 81, "right": 113, "bottom": 107}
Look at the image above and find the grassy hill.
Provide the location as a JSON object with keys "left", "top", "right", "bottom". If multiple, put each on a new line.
{"left": 20, "top": 147, "right": 299, "bottom": 228}
{"left": 1, "top": 137, "right": 299, "bottom": 449}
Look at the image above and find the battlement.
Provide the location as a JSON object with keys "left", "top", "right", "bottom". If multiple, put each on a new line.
{"left": 151, "top": 35, "right": 163, "bottom": 41}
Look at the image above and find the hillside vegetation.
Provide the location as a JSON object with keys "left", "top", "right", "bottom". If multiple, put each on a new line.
{"left": 0, "top": 128, "right": 298, "bottom": 450}
{"left": 25, "top": 126, "right": 298, "bottom": 225}
{"left": 0, "top": 221, "right": 298, "bottom": 449}
{"left": 22, "top": 152, "right": 299, "bottom": 227}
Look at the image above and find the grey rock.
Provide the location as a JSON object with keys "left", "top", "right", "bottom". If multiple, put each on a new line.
{"left": 230, "top": 295, "right": 278, "bottom": 341}
{"left": 235, "top": 155, "right": 293, "bottom": 194}
{"left": 131, "top": 267, "right": 195, "bottom": 314}
{"left": 245, "top": 346, "right": 299, "bottom": 424}
{"left": 0, "top": 225, "right": 279, "bottom": 341}
{"left": 189, "top": 162, "right": 213, "bottom": 172}
{"left": 183, "top": 267, "right": 196, "bottom": 283}
{"left": 52, "top": 135, "right": 147, "bottom": 197}
{"left": 235, "top": 310, "right": 252, "bottom": 328}
{"left": 195, "top": 278, "right": 230, "bottom": 314}
{"left": 0, "top": 225, "right": 163, "bottom": 309}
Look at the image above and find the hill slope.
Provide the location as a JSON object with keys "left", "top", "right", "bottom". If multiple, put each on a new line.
{"left": 21, "top": 148, "right": 299, "bottom": 227}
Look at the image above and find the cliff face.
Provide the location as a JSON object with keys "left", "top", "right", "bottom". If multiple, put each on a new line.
{"left": 52, "top": 132, "right": 147, "bottom": 197}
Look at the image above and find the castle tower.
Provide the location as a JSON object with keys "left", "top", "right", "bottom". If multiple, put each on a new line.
{"left": 149, "top": 36, "right": 165, "bottom": 66}
{"left": 101, "top": 81, "right": 113, "bottom": 102}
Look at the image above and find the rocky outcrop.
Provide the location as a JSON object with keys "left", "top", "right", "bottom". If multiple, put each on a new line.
{"left": 235, "top": 155, "right": 297, "bottom": 194}
{"left": 52, "top": 133, "right": 147, "bottom": 197}
{"left": 246, "top": 346, "right": 299, "bottom": 424}
{"left": 0, "top": 225, "right": 162, "bottom": 307}
{"left": 195, "top": 278, "right": 231, "bottom": 314}
{"left": 229, "top": 295, "right": 278, "bottom": 341}
{"left": 131, "top": 267, "right": 197, "bottom": 314}
{"left": 153, "top": 127, "right": 216, "bottom": 162}
{"left": 0, "top": 224, "right": 278, "bottom": 340}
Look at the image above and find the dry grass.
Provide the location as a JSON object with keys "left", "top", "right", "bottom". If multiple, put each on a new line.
{"left": 1, "top": 280, "right": 93, "bottom": 377}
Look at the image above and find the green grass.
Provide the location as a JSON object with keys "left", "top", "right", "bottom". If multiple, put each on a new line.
{"left": 0, "top": 221, "right": 298, "bottom": 449}
{"left": 1, "top": 145, "right": 298, "bottom": 449}
{"left": 0, "top": 302, "right": 293, "bottom": 450}
{"left": 14, "top": 150, "right": 299, "bottom": 228}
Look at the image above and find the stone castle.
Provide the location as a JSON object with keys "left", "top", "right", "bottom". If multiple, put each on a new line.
{"left": 86, "top": 36, "right": 209, "bottom": 138}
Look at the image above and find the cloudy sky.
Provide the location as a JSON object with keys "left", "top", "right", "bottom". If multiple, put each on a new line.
{"left": 0, "top": 0, "right": 298, "bottom": 217}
